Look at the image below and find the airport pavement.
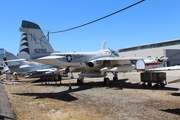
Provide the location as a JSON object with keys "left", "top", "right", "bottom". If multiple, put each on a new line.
{"left": 0, "top": 82, "right": 16, "bottom": 120}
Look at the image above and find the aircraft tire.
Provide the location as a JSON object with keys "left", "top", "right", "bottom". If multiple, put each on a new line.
{"left": 141, "top": 83, "right": 146, "bottom": 87}
{"left": 160, "top": 83, "right": 165, "bottom": 88}
{"left": 148, "top": 82, "right": 152, "bottom": 87}
{"left": 51, "top": 75, "right": 55, "bottom": 81}
{"left": 40, "top": 76, "right": 44, "bottom": 80}
{"left": 154, "top": 83, "right": 160, "bottom": 88}
{"left": 104, "top": 78, "right": 110, "bottom": 86}
{"left": 77, "top": 78, "right": 83, "bottom": 85}
{"left": 58, "top": 75, "right": 62, "bottom": 81}
{"left": 113, "top": 77, "right": 118, "bottom": 81}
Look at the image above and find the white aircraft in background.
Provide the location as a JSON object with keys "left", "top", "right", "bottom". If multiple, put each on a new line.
{"left": 135, "top": 56, "right": 180, "bottom": 71}
{"left": 18, "top": 20, "right": 142, "bottom": 85}
{"left": 148, "top": 65, "right": 180, "bottom": 71}
{"left": 0, "top": 61, "right": 10, "bottom": 75}
{"left": 135, "top": 56, "right": 168, "bottom": 70}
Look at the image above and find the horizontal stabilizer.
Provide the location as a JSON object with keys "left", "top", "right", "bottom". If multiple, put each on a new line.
{"left": 36, "top": 56, "right": 65, "bottom": 60}
{"left": 4, "top": 59, "right": 26, "bottom": 62}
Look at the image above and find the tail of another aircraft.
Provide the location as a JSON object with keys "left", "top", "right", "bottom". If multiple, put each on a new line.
{"left": 0, "top": 61, "right": 10, "bottom": 74}
{"left": 18, "top": 20, "right": 54, "bottom": 60}
{"left": 101, "top": 40, "right": 106, "bottom": 50}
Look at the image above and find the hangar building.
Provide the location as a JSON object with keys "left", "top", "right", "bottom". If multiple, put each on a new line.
{"left": 118, "top": 39, "right": 180, "bottom": 66}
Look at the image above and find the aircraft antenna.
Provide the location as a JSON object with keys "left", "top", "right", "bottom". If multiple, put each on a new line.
{"left": 50, "top": 0, "right": 145, "bottom": 34}
{"left": 47, "top": 31, "right": 49, "bottom": 41}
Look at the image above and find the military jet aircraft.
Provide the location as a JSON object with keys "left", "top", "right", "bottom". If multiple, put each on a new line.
{"left": 1, "top": 52, "right": 62, "bottom": 81}
{"left": 18, "top": 20, "right": 141, "bottom": 85}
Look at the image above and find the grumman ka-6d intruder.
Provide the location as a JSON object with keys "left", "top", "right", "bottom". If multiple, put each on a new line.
{"left": 18, "top": 20, "right": 141, "bottom": 85}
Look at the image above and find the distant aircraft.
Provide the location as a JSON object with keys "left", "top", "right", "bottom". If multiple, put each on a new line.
{"left": 134, "top": 56, "right": 168, "bottom": 70}
{"left": 0, "top": 61, "right": 10, "bottom": 74}
{"left": 18, "top": 20, "right": 143, "bottom": 85}
{"left": 135, "top": 56, "right": 180, "bottom": 71}
{"left": 1, "top": 52, "right": 62, "bottom": 81}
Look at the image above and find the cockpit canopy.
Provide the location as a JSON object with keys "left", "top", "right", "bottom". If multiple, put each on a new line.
{"left": 109, "top": 49, "right": 119, "bottom": 57}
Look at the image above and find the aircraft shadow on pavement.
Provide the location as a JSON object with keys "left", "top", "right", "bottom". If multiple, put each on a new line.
{"left": 14, "top": 91, "right": 78, "bottom": 102}
{"left": 0, "top": 115, "right": 14, "bottom": 120}
{"left": 171, "top": 92, "right": 180, "bottom": 96}
{"left": 13, "top": 84, "right": 94, "bottom": 102}
{"left": 13, "top": 78, "right": 179, "bottom": 102}
{"left": 160, "top": 108, "right": 180, "bottom": 115}
{"left": 31, "top": 78, "right": 179, "bottom": 91}
{"left": 109, "top": 79, "right": 179, "bottom": 91}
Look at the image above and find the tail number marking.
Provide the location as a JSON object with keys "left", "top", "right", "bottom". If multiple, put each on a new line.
{"left": 34, "top": 48, "right": 47, "bottom": 53}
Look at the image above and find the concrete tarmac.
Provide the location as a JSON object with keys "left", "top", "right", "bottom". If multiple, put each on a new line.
{"left": 0, "top": 82, "right": 16, "bottom": 120}
{"left": 0, "top": 70, "right": 180, "bottom": 120}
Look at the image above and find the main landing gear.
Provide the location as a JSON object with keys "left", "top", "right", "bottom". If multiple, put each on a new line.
{"left": 76, "top": 72, "right": 119, "bottom": 86}
{"left": 103, "top": 72, "right": 118, "bottom": 86}
{"left": 104, "top": 77, "right": 110, "bottom": 86}
{"left": 70, "top": 72, "right": 74, "bottom": 79}
{"left": 77, "top": 76, "right": 84, "bottom": 85}
{"left": 112, "top": 72, "right": 118, "bottom": 81}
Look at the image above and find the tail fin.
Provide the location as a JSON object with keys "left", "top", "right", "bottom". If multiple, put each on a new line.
{"left": 0, "top": 61, "right": 10, "bottom": 73}
{"left": 18, "top": 20, "right": 54, "bottom": 60}
{"left": 5, "top": 51, "right": 19, "bottom": 60}
{"left": 101, "top": 40, "right": 106, "bottom": 50}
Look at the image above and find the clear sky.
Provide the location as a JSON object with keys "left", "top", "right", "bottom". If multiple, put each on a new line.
{"left": 1, "top": 0, "right": 180, "bottom": 55}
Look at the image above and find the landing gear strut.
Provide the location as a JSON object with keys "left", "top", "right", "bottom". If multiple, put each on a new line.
{"left": 70, "top": 72, "right": 74, "bottom": 79}
{"left": 112, "top": 72, "right": 118, "bottom": 81}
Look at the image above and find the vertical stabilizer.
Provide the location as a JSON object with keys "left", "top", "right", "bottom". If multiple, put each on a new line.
{"left": 101, "top": 40, "right": 106, "bottom": 50}
{"left": 18, "top": 20, "right": 54, "bottom": 59}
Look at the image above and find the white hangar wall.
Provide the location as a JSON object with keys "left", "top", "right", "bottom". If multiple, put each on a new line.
{"left": 118, "top": 39, "right": 180, "bottom": 66}
{"left": 119, "top": 44, "right": 180, "bottom": 57}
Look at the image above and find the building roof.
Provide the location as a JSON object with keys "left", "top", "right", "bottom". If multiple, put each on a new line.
{"left": 118, "top": 38, "right": 180, "bottom": 53}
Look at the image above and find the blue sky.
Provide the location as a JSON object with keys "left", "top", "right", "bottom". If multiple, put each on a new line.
{"left": 1, "top": 0, "right": 180, "bottom": 55}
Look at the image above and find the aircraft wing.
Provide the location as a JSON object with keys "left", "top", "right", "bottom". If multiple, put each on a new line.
{"left": 24, "top": 67, "right": 60, "bottom": 78}
{"left": 91, "top": 57, "right": 140, "bottom": 72}
{"left": 147, "top": 65, "right": 180, "bottom": 71}
{"left": 95, "top": 57, "right": 132, "bottom": 65}
{"left": 28, "top": 67, "right": 67, "bottom": 74}
{"left": 3, "top": 59, "right": 26, "bottom": 62}
{"left": 33, "top": 68, "right": 58, "bottom": 73}
{"left": 34, "top": 56, "right": 66, "bottom": 66}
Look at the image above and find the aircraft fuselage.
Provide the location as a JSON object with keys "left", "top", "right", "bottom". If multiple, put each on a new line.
{"left": 34, "top": 49, "right": 119, "bottom": 71}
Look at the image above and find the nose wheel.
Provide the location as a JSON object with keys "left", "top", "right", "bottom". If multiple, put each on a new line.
{"left": 104, "top": 77, "right": 110, "bottom": 86}
{"left": 77, "top": 77, "right": 84, "bottom": 85}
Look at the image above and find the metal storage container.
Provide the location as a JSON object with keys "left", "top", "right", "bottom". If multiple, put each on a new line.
{"left": 140, "top": 71, "right": 167, "bottom": 88}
